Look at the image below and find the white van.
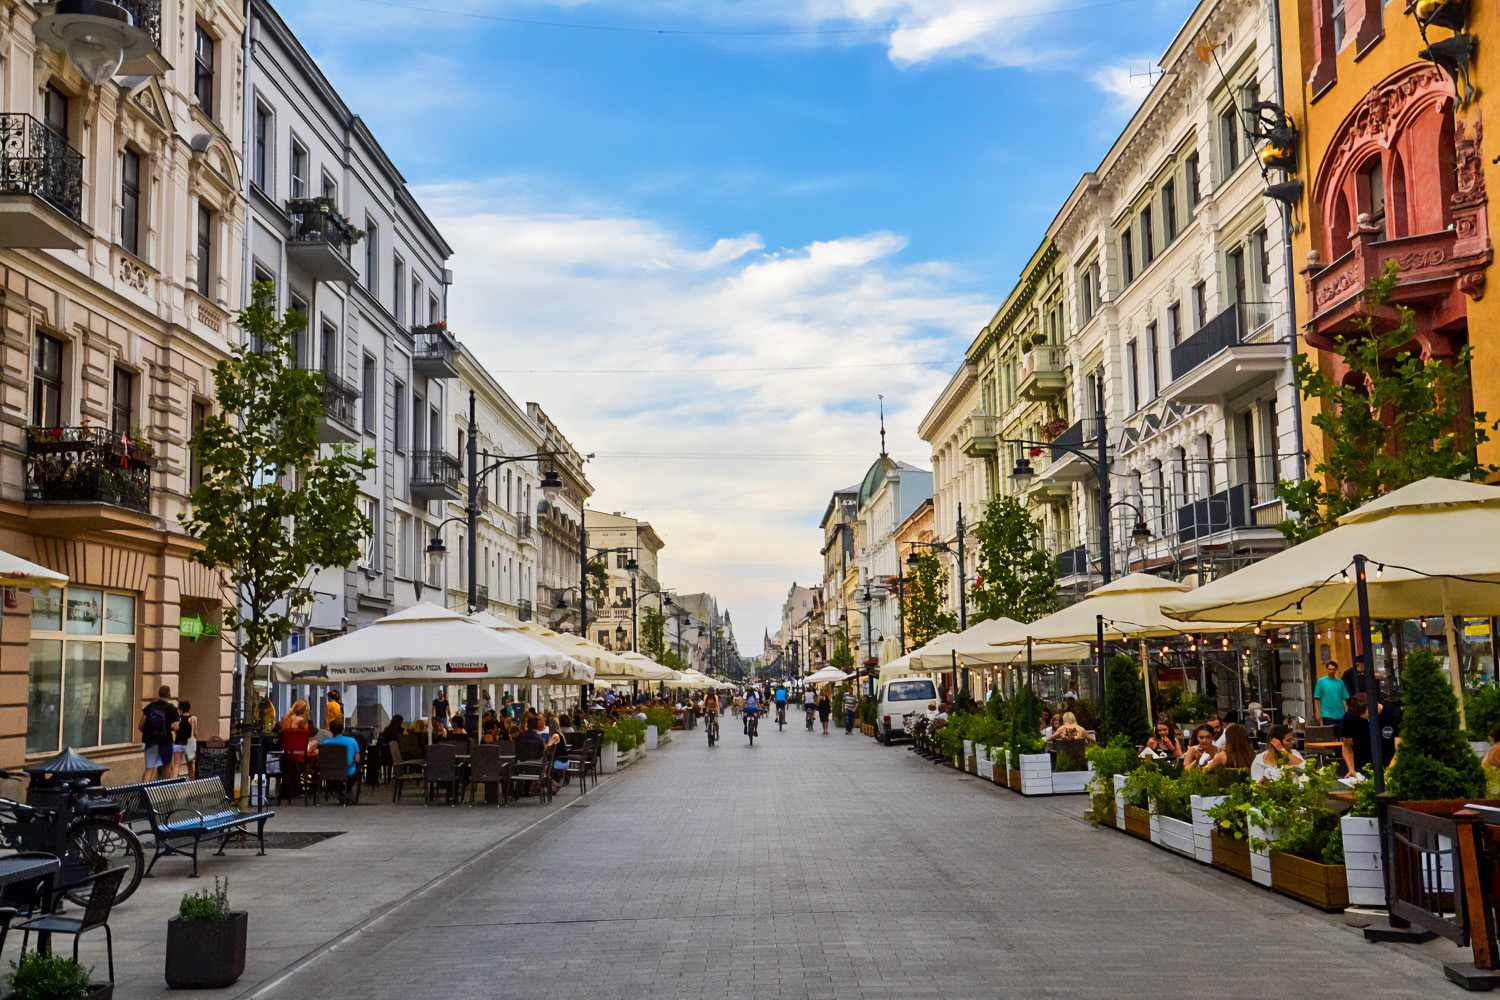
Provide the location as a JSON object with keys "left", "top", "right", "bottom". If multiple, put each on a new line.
{"left": 876, "top": 676, "right": 939, "bottom": 744}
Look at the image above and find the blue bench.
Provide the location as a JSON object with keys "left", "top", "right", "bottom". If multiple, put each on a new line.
{"left": 142, "top": 778, "right": 274, "bottom": 877}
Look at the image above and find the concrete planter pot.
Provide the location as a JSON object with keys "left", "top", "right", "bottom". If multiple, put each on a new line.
{"left": 599, "top": 743, "right": 619, "bottom": 773}
{"left": 1019, "top": 752, "right": 1053, "bottom": 795}
{"left": 1270, "top": 851, "right": 1349, "bottom": 911}
{"left": 165, "top": 911, "right": 248, "bottom": 989}
{"left": 1339, "top": 814, "right": 1385, "bottom": 907}
{"left": 1153, "top": 813, "right": 1196, "bottom": 858}
{"left": 645, "top": 725, "right": 659, "bottom": 751}
{"left": 1191, "top": 795, "right": 1226, "bottom": 865}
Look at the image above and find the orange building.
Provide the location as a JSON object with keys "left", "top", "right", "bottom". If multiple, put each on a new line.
{"left": 1277, "top": 0, "right": 1496, "bottom": 468}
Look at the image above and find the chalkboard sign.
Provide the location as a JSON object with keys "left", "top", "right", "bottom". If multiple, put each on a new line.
{"left": 194, "top": 745, "right": 236, "bottom": 798}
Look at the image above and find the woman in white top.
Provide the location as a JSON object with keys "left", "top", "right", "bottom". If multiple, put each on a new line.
{"left": 1250, "top": 724, "right": 1305, "bottom": 782}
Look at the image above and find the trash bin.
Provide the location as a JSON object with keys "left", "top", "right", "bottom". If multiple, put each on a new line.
{"left": 20, "top": 748, "right": 110, "bottom": 855}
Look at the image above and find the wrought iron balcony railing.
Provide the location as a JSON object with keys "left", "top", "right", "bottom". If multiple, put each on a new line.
{"left": 410, "top": 450, "right": 462, "bottom": 499}
{"left": 412, "top": 324, "right": 459, "bottom": 378}
{"left": 286, "top": 198, "right": 356, "bottom": 256}
{"left": 0, "top": 114, "right": 83, "bottom": 222}
{"left": 26, "top": 426, "right": 152, "bottom": 512}
{"left": 119, "top": 0, "right": 163, "bottom": 51}
{"left": 316, "top": 367, "right": 360, "bottom": 429}
{"left": 516, "top": 513, "right": 532, "bottom": 539}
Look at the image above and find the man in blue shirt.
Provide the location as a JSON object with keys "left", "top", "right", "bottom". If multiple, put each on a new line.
{"left": 774, "top": 684, "right": 788, "bottom": 726}
{"left": 742, "top": 692, "right": 760, "bottom": 736}
{"left": 1314, "top": 659, "right": 1348, "bottom": 727}
{"left": 320, "top": 720, "right": 360, "bottom": 805}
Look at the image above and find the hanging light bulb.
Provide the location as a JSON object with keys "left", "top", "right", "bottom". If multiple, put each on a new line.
{"left": 1376, "top": 564, "right": 1385, "bottom": 578}
{"left": 1342, "top": 569, "right": 1351, "bottom": 584}
{"left": 1421, "top": 616, "right": 1429, "bottom": 629}
{"left": 32, "top": 0, "right": 155, "bottom": 86}
{"left": 1221, "top": 637, "right": 1229, "bottom": 649}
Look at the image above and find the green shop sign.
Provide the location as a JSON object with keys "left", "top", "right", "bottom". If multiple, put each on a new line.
{"left": 179, "top": 616, "right": 221, "bottom": 641}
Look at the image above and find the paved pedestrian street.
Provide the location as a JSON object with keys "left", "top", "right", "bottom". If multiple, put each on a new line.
{"left": 209, "top": 725, "right": 1470, "bottom": 1000}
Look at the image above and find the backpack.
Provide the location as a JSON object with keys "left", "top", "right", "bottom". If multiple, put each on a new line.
{"left": 140, "top": 702, "right": 171, "bottom": 744}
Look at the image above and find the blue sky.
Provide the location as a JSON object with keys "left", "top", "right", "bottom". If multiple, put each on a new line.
{"left": 277, "top": 0, "right": 1196, "bottom": 651}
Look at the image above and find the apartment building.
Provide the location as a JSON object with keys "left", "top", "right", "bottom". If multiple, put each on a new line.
{"left": 582, "top": 510, "right": 664, "bottom": 652}
{"left": 528, "top": 403, "right": 592, "bottom": 633}
{"left": 917, "top": 366, "right": 983, "bottom": 625}
{"left": 855, "top": 455, "right": 932, "bottom": 664}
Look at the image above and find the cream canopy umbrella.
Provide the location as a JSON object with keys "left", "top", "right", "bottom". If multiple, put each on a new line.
{"left": 1161, "top": 476, "right": 1500, "bottom": 740}
{"left": 804, "top": 666, "right": 851, "bottom": 685}
{"left": 616, "top": 651, "right": 679, "bottom": 682}
{"left": 0, "top": 550, "right": 67, "bottom": 590}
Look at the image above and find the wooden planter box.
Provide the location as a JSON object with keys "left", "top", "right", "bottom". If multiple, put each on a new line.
{"left": 966, "top": 755, "right": 978, "bottom": 775}
{"left": 1124, "top": 804, "right": 1151, "bottom": 840}
{"left": 1008, "top": 767, "right": 1021, "bottom": 791}
{"left": 1212, "top": 829, "right": 1253, "bottom": 881}
{"left": 1270, "top": 851, "right": 1349, "bottom": 911}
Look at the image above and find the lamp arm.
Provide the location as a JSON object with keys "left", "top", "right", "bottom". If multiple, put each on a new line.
{"left": 475, "top": 450, "right": 559, "bottom": 482}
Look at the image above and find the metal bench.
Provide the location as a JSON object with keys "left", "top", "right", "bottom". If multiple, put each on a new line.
{"left": 96, "top": 777, "right": 186, "bottom": 831}
{"left": 142, "top": 778, "right": 275, "bottom": 877}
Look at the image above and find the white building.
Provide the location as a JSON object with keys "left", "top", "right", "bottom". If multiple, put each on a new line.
{"left": 855, "top": 456, "right": 932, "bottom": 664}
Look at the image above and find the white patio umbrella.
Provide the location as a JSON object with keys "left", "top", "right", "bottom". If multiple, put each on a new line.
{"left": 268, "top": 602, "right": 591, "bottom": 684}
{"left": 0, "top": 550, "right": 67, "bottom": 590}
{"left": 804, "top": 666, "right": 851, "bottom": 685}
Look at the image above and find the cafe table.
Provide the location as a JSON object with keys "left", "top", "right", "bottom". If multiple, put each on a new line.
{"left": 0, "top": 854, "right": 60, "bottom": 950}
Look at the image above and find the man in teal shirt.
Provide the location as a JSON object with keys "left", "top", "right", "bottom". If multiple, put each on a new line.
{"left": 320, "top": 720, "right": 360, "bottom": 805}
{"left": 1313, "top": 660, "right": 1347, "bottom": 726}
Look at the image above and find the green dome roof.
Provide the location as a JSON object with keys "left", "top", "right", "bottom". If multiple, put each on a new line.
{"left": 857, "top": 454, "right": 899, "bottom": 507}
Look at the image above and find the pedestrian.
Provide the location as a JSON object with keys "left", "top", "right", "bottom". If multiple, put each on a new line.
{"left": 482, "top": 690, "right": 494, "bottom": 718}
{"left": 432, "top": 689, "right": 451, "bottom": 727}
{"left": 817, "top": 689, "right": 832, "bottom": 735}
{"left": 1341, "top": 692, "right": 1402, "bottom": 778}
{"left": 139, "top": 685, "right": 180, "bottom": 781}
{"left": 324, "top": 689, "right": 343, "bottom": 729}
{"left": 1314, "top": 659, "right": 1348, "bottom": 727}
{"left": 173, "top": 699, "right": 198, "bottom": 778}
{"left": 842, "top": 686, "right": 857, "bottom": 734}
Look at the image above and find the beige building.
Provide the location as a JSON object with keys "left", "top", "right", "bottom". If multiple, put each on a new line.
{"left": 528, "top": 403, "right": 591, "bottom": 633}
{"left": 582, "top": 510, "right": 663, "bottom": 652}
{"left": 917, "top": 366, "right": 983, "bottom": 624}
{"left": 0, "top": 0, "right": 247, "bottom": 773}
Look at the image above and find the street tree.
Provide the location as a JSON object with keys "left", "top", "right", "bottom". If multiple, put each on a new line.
{"left": 969, "top": 495, "right": 1057, "bottom": 624}
{"left": 640, "top": 607, "right": 667, "bottom": 662}
{"left": 904, "top": 551, "right": 958, "bottom": 649}
{"left": 181, "top": 282, "right": 375, "bottom": 780}
{"left": 828, "top": 627, "right": 854, "bottom": 670}
{"left": 1277, "top": 261, "right": 1496, "bottom": 543}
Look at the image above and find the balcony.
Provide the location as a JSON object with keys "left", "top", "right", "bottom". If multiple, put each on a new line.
{"left": 1166, "top": 302, "right": 1285, "bottom": 404}
{"left": 1174, "top": 483, "right": 1283, "bottom": 543}
{"left": 410, "top": 450, "right": 462, "bottom": 502}
{"left": 0, "top": 114, "right": 84, "bottom": 249}
{"left": 1040, "top": 417, "right": 1102, "bottom": 483}
{"left": 315, "top": 368, "right": 360, "bottom": 445}
{"left": 26, "top": 426, "right": 153, "bottom": 532}
{"left": 116, "top": 0, "right": 169, "bottom": 74}
{"left": 959, "top": 413, "right": 1000, "bottom": 458}
{"left": 412, "top": 324, "right": 459, "bottom": 379}
{"left": 473, "top": 585, "right": 489, "bottom": 609}
{"left": 518, "top": 598, "right": 533, "bottom": 622}
{"left": 516, "top": 513, "right": 532, "bottom": 541}
{"left": 285, "top": 199, "right": 359, "bottom": 284}
{"left": 1017, "top": 345, "right": 1067, "bottom": 400}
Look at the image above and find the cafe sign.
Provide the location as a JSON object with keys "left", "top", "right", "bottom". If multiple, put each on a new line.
{"left": 179, "top": 615, "right": 221, "bottom": 641}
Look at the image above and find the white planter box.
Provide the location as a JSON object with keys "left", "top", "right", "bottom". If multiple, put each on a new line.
{"left": 1154, "top": 813, "right": 1196, "bottom": 858}
{"left": 1049, "top": 767, "right": 1094, "bottom": 795}
{"left": 963, "top": 740, "right": 974, "bottom": 760}
{"left": 1114, "top": 774, "right": 1128, "bottom": 831}
{"left": 645, "top": 725, "right": 659, "bottom": 750}
{"left": 977, "top": 757, "right": 994, "bottom": 781}
{"left": 1191, "top": 795, "right": 1226, "bottom": 865}
{"left": 1340, "top": 815, "right": 1385, "bottom": 907}
{"left": 1019, "top": 752, "right": 1052, "bottom": 795}
{"left": 974, "top": 743, "right": 988, "bottom": 765}
{"left": 600, "top": 743, "right": 619, "bottom": 773}
{"left": 1248, "top": 819, "right": 1276, "bottom": 887}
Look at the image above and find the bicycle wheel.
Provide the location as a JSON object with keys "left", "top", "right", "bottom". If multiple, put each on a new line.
{"left": 64, "top": 818, "right": 144, "bottom": 906}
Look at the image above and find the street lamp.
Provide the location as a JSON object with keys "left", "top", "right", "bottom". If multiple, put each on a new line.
{"left": 33, "top": 0, "right": 154, "bottom": 85}
{"left": 614, "top": 624, "right": 628, "bottom": 648}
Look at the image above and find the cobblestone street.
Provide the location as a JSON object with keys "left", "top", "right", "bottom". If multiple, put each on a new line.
{"left": 223, "top": 725, "right": 1473, "bottom": 1000}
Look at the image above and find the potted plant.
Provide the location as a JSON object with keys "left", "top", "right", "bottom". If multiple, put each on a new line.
{"left": 1039, "top": 417, "right": 1069, "bottom": 442}
{"left": 165, "top": 878, "right": 247, "bottom": 989}
{"left": 1085, "top": 736, "right": 1138, "bottom": 826}
{"left": 1208, "top": 781, "right": 1257, "bottom": 880}
{"left": 1252, "top": 764, "right": 1350, "bottom": 910}
{"left": 7, "top": 952, "right": 109, "bottom": 1000}
{"left": 1120, "top": 760, "right": 1156, "bottom": 839}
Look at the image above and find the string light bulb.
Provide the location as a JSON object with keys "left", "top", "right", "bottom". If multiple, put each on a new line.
{"left": 1342, "top": 569, "right": 1351, "bottom": 584}
{"left": 1376, "top": 564, "right": 1384, "bottom": 578}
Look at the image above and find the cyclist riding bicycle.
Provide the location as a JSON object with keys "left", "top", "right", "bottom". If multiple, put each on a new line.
{"left": 742, "top": 692, "right": 761, "bottom": 735}
{"left": 774, "top": 685, "right": 788, "bottom": 725}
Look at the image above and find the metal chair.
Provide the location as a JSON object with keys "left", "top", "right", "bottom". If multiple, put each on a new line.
{"left": 17, "top": 867, "right": 126, "bottom": 986}
{"left": 509, "top": 742, "right": 555, "bottom": 804}
{"left": 465, "top": 745, "right": 509, "bottom": 805}
{"left": 279, "top": 729, "right": 311, "bottom": 803}
{"left": 422, "top": 744, "right": 460, "bottom": 805}
{"left": 563, "top": 734, "right": 591, "bottom": 795}
{"left": 388, "top": 740, "right": 426, "bottom": 803}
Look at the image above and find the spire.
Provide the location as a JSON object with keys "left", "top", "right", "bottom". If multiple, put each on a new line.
{"left": 878, "top": 394, "right": 887, "bottom": 457}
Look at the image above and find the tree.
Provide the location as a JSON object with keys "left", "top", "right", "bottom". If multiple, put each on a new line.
{"left": 585, "top": 561, "right": 608, "bottom": 606}
{"left": 181, "top": 281, "right": 375, "bottom": 778}
{"left": 1277, "top": 261, "right": 1496, "bottom": 543}
{"left": 661, "top": 649, "right": 689, "bottom": 671}
{"left": 827, "top": 627, "right": 854, "bottom": 670}
{"left": 640, "top": 607, "right": 666, "bottom": 662}
{"left": 1102, "top": 653, "right": 1151, "bottom": 746}
{"left": 1386, "top": 648, "right": 1486, "bottom": 800}
{"left": 969, "top": 495, "right": 1057, "bottom": 624}
{"left": 903, "top": 551, "right": 959, "bottom": 649}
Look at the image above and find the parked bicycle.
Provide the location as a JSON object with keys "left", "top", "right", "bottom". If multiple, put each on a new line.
{"left": 0, "top": 771, "right": 144, "bottom": 906}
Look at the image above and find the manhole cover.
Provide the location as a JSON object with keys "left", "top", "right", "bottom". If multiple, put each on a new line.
{"left": 258, "top": 831, "right": 345, "bottom": 850}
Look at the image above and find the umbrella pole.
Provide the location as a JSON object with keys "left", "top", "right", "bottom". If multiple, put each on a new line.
{"left": 1354, "top": 555, "right": 1385, "bottom": 793}
{"left": 1096, "top": 615, "right": 1106, "bottom": 738}
{"left": 1139, "top": 637, "right": 1153, "bottom": 727}
{"left": 1026, "top": 638, "right": 1033, "bottom": 694}
{"left": 1444, "top": 599, "right": 1468, "bottom": 731}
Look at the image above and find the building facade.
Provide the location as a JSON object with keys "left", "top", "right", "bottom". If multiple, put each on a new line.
{"left": 0, "top": 0, "right": 248, "bottom": 773}
{"left": 855, "top": 456, "right": 933, "bottom": 664}
{"left": 917, "top": 362, "right": 983, "bottom": 621}
{"left": 528, "top": 402, "right": 591, "bottom": 633}
{"left": 818, "top": 484, "right": 860, "bottom": 667}
{"left": 582, "top": 510, "right": 663, "bottom": 652}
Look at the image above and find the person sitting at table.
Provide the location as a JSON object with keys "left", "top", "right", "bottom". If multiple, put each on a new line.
{"left": 1205, "top": 723, "right": 1256, "bottom": 772}
{"left": 1206, "top": 714, "right": 1226, "bottom": 748}
{"left": 1251, "top": 724, "right": 1305, "bottom": 782}
{"left": 448, "top": 715, "right": 469, "bottom": 739}
{"left": 1242, "top": 702, "right": 1272, "bottom": 739}
{"left": 1050, "top": 712, "right": 1088, "bottom": 741}
{"left": 481, "top": 718, "right": 503, "bottom": 744}
{"left": 518, "top": 717, "right": 563, "bottom": 794}
{"left": 320, "top": 720, "right": 360, "bottom": 805}
{"left": 379, "top": 715, "right": 405, "bottom": 744}
{"left": 1182, "top": 726, "right": 1218, "bottom": 769}
{"left": 1483, "top": 726, "right": 1500, "bottom": 769}
{"left": 282, "top": 699, "right": 312, "bottom": 731}
{"left": 1145, "top": 722, "right": 1182, "bottom": 758}
{"left": 1039, "top": 710, "right": 1054, "bottom": 739}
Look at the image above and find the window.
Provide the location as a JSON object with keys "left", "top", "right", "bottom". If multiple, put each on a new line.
{"left": 193, "top": 26, "right": 214, "bottom": 113}
{"left": 393, "top": 256, "right": 405, "bottom": 319}
{"left": 1186, "top": 152, "right": 1201, "bottom": 207}
{"left": 1256, "top": 227, "right": 1271, "bottom": 288}
{"left": 1078, "top": 263, "right": 1096, "bottom": 324}
{"left": 616, "top": 552, "right": 627, "bottom": 569}
{"left": 250, "top": 266, "right": 273, "bottom": 352}
{"left": 27, "top": 586, "right": 137, "bottom": 754}
{"left": 33, "top": 334, "right": 63, "bottom": 427}
{"left": 1126, "top": 340, "right": 1139, "bottom": 411}
{"left": 395, "top": 512, "right": 412, "bottom": 578}
{"left": 1168, "top": 302, "right": 1181, "bottom": 346}
{"left": 1332, "top": 0, "right": 1347, "bottom": 47}
{"left": 1362, "top": 160, "right": 1386, "bottom": 241}
{"left": 321, "top": 172, "right": 337, "bottom": 202}
{"left": 1220, "top": 106, "right": 1241, "bottom": 175}
{"left": 1141, "top": 209, "right": 1154, "bottom": 266}
{"left": 111, "top": 367, "right": 133, "bottom": 435}
{"left": 393, "top": 379, "right": 406, "bottom": 452}
{"left": 1192, "top": 281, "right": 1207, "bottom": 330}
{"left": 1121, "top": 227, "right": 1134, "bottom": 284}
{"left": 252, "top": 103, "right": 269, "bottom": 191}
{"left": 412, "top": 393, "right": 425, "bottom": 450}
{"left": 289, "top": 140, "right": 308, "bottom": 199}
{"left": 364, "top": 219, "right": 378, "bottom": 293}
{"left": 429, "top": 293, "right": 440, "bottom": 324}
{"left": 411, "top": 278, "right": 421, "bottom": 326}
{"left": 189, "top": 399, "right": 207, "bottom": 489}
{"left": 1145, "top": 323, "right": 1159, "bottom": 400}
{"left": 320, "top": 320, "right": 337, "bottom": 374}
{"left": 359, "top": 497, "right": 379, "bottom": 567}
{"left": 120, "top": 148, "right": 141, "bottom": 257}
{"left": 43, "top": 85, "right": 68, "bottom": 138}
{"left": 362, "top": 355, "right": 377, "bottom": 432}
{"left": 1162, "top": 180, "right": 1177, "bottom": 242}
{"left": 196, "top": 203, "right": 213, "bottom": 294}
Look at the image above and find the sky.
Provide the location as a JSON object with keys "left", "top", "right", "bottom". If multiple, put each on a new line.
{"left": 276, "top": 0, "right": 1195, "bottom": 653}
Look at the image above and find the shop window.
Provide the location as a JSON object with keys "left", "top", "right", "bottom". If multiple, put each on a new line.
{"left": 27, "top": 587, "right": 137, "bottom": 754}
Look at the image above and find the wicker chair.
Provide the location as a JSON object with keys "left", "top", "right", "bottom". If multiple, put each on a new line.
{"left": 465, "top": 744, "right": 510, "bottom": 806}
{"left": 422, "top": 743, "right": 460, "bottom": 805}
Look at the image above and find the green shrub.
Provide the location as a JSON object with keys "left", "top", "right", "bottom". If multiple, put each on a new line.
{"left": 1124, "top": 761, "right": 1190, "bottom": 821}
{"left": 644, "top": 707, "right": 675, "bottom": 735}
{"left": 1465, "top": 682, "right": 1500, "bottom": 741}
{"left": 934, "top": 712, "right": 976, "bottom": 762}
{"left": 986, "top": 687, "right": 1007, "bottom": 723}
{"left": 1246, "top": 763, "right": 1345, "bottom": 865}
{"left": 179, "top": 877, "right": 232, "bottom": 922}
{"left": 1170, "top": 689, "right": 1217, "bottom": 724}
{"left": 1349, "top": 765, "right": 1378, "bottom": 817}
{"left": 1387, "top": 648, "right": 1486, "bottom": 801}
{"left": 1069, "top": 697, "right": 1100, "bottom": 732}
{"left": 7, "top": 951, "right": 93, "bottom": 1000}
{"left": 1009, "top": 684, "right": 1045, "bottom": 754}
{"left": 1206, "top": 778, "right": 1258, "bottom": 840}
{"left": 1084, "top": 735, "right": 1141, "bottom": 824}
{"left": 1102, "top": 654, "right": 1150, "bottom": 746}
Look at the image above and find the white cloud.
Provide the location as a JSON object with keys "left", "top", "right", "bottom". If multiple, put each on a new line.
{"left": 420, "top": 180, "right": 990, "bottom": 649}
{"left": 1089, "top": 57, "right": 1160, "bottom": 118}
